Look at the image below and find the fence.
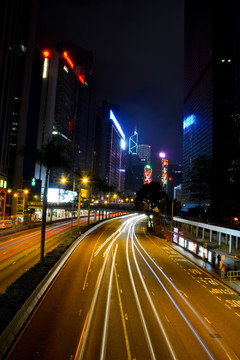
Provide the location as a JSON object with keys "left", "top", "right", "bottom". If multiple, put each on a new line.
{"left": 227, "top": 270, "right": 240, "bottom": 281}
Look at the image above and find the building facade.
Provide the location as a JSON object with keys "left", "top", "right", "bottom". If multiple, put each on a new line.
{"left": 96, "top": 103, "right": 126, "bottom": 192}
{"left": 138, "top": 144, "right": 151, "bottom": 164}
{"left": 35, "top": 43, "right": 95, "bottom": 189}
{"left": 183, "top": 0, "right": 240, "bottom": 221}
{"left": 0, "top": 0, "right": 38, "bottom": 191}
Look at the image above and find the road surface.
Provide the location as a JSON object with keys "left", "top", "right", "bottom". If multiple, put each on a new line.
{"left": 0, "top": 218, "right": 89, "bottom": 293}
{"left": 5, "top": 214, "right": 240, "bottom": 359}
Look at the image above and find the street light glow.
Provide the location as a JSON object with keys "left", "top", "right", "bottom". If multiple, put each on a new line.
{"left": 61, "top": 177, "right": 67, "bottom": 184}
{"left": 82, "top": 177, "right": 88, "bottom": 184}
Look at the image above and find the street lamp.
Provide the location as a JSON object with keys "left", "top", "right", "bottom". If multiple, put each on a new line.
{"left": 61, "top": 176, "right": 76, "bottom": 234}
{"left": 23, "top": 189, "right": 29, "bottom": 224}
{"left": 0, "top": 189, "right": 6, "bottom": 220}
{"left": 60, "top": 177, "right": 67, "bottom": 184}
{"left": 77, "top": 176, "right": 89, "bottom": 234}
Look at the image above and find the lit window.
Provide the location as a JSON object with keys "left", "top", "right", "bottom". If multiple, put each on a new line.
{"left": 63, "top": 65, "right": 69, "bottom": 73}
{"left": 228, "top": 59, "right": 231, "bottom": 62}
{"left": 221, "top": 59, "right": 225, "bottom": 62}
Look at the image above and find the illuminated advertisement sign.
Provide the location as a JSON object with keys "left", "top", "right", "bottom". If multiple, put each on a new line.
{"left": 188, "top": 241, "right": 197, "bottom": 254}
{"left": 161, "top": 158, "right": 168, "bottom": 189}
{"left": 179, "top": 236, "right": 184, "bottom": 247}
{"left": 144, "top": 165, "right": 152, "bottom": 184}
{"left": 47, "top": 188, "right": 77, "bottom": 203}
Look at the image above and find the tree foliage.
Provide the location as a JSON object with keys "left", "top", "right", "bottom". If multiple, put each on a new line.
{"left": 21, "top": 139, "right": 70, "bottom": 263}
{"left": 135, "top": 181, "right": 170, "bottom": 213}
{"left": 185, "top": 155, "right": 212, "bottom": 207}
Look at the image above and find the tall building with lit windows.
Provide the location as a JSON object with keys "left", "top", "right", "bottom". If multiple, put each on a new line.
{"left": 183, "top": 0, "right": 240, "bottom": 221}
{"left": 138, "top": 144, "right": 151, "bottom": 164}
{"left": 0, "top": 0, "right": 38, "bottom": 193}
{"left": 129, "top": 130, "right": 138, "bottom": 155}
{"left": 35, "top": 43, "right": 94, "bottom": 188}
{"left": 96, "top": 102, "right": 126, "bottom": 192}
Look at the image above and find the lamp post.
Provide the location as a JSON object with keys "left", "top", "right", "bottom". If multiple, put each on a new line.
{"left": 23, "top": 189, "right": 29, "bottom": 224}
{"left": 0, "top": 189, "right": 6, "bottom": 220}
{"left": 77, "top": 176, "right": 88, "bottom": 234}
{"left": 7, "top": 189, "right": 12, "bottom": 217}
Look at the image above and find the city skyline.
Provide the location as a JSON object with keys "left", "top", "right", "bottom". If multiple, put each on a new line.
{"left": 37, "top": 0, "right": 184, "bottom": 163}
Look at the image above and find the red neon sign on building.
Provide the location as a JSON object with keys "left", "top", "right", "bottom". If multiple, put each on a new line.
{"left": 63, "top": 51, "right": 74, "bottom": 68}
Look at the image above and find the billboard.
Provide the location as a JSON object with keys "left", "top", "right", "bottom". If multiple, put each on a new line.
{"left": 144, "top": 165, "right": 152, "bottom": 184}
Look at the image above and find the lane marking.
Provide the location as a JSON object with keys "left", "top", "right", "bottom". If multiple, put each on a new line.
{"left": 129, "top": 226, "right": 177, "bottom": 360}
{"left": 100, "top": 245, "right": 118, "bottom": 360}
{"left": 165, "top": 315, "right": 170, "bottom": 323}
{"left": 204, "top": 317, "right": 211, "bottom": 325}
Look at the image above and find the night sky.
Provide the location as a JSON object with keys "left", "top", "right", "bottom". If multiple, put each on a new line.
{"left": 37, "top": 0, "right": 184, "bottom": 163}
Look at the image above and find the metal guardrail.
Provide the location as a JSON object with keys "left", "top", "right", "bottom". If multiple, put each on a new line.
{"left": 227, "top": 270, "right": 240, "bottom": 281}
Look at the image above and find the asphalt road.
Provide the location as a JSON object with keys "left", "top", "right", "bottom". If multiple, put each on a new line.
{"left": 5, "top": 215, "right": 240, "bottom": 360}
{"left": 0, "top": 218, "right": 89, "bottom": 293}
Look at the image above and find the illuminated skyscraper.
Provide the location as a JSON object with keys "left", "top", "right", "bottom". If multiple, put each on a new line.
{"left": 138, "top": 144, "right": 151, "bottom": 164}
{"left": 0, "top": 0, "right": 38, "bottom": 192}
{"left": 96, "top": 103, "right": 126, "bottom": 192}
{"left": 129, "top": 130, "right": 138, "bottom": 155}
{"left": 35, "top": 44, "right": 94, "bottom": 188}
{"left": 183, "top": 0, "right": 240, "bottom": 220}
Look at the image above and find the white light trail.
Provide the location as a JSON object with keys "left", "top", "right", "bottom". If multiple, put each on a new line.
{"left": 100, "top": 245, "right": 118, "bottom": 360}
{"left": 130, "top": 225, "right": 178, "bottom": 360}
{"left": 132, "top": 224, "right": 236, "bottom": 360}
{"left": 75, "top": 248, "right": 110, "bottom": 360}
{"left": 126, "top": 225, "right": 157, "bottom": 360}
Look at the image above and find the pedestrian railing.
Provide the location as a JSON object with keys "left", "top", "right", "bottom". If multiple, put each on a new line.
{"left": 227, "top": 270, "right": 240, "bottom": 281}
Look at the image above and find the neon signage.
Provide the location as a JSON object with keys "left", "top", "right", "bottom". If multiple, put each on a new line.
{"left": 144, "top": 165, "right": 152, "bottom": 184}
{"left": 183, "top": 114, "right": 196, "bottom": 129}
{"left": 42, "top": 49, "right": 51, "bottom": 58}
{"left": 110, "top": 110, "right": 125, "bottom": 139}
{"left": 161, "top": 158, "right": 168, "bottom": 188}
{"left": 63, "top": 51, "right": 74, "bottom": 68}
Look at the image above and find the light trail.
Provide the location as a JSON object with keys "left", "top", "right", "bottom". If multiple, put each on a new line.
{"left": 114, "top": 257, "right": 132, "bottom": 360}
{"left": 74, "top": 247, "right": 111, "bottom": 360}
{"left": 132, "top": 220, "right": 238, "bottom": 360}
{"left": 126, "top": 224, "right": 157, "bottom": 360}
{"left": 100, "top": 244, "right": 118, "bottom": 360}
{"left": 130, "top": 224, "right": 178, "bottom": 360}
{"left": 94, "top": 215, "right": 144, "bottom": 258}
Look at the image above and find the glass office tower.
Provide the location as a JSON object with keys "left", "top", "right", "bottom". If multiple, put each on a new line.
{"left": 183, "top": 0, "right": 240, "bottom": 221}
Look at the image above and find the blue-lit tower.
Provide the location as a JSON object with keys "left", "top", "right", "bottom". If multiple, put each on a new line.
{"left": 183, "top": 0, "right": 240, "bottom": 221}
{"left": 96, "top": 102, "right": 126, "bottom": 192}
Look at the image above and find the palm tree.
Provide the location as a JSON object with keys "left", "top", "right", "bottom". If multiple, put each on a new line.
{"left": 21, "top": 139, "right": 70, "bottom": 263}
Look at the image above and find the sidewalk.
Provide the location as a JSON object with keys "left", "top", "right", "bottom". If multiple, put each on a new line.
{"left": 162, "top": 229, "right": 240, "bottom": 295}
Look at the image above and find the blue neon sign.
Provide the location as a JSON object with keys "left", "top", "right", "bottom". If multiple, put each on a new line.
{"left": 110, "top": 110, "right": 125, "bottom": 139}
{"left": 183, "top": 114, "right": 196, "bottom": 129}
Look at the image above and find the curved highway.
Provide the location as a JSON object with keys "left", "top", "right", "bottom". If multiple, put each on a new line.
{"left": 5, "top": 214, "right": 240, "bottom": 360}
{"left": 0, "top": 219, "right": 89, "bottom": 293}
